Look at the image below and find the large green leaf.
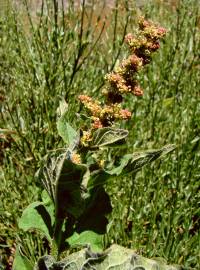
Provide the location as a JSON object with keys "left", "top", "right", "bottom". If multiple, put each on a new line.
{"left": 13, "top": 247, "right": 33, "bottom": 270}
{"left": 55, "top": 158, "right": 88, "bottom": 219}
{"left": 60, "top": 177, "right": 112, "bottom": 246}
{"left": 18, "top": 201, "right": 52, "bottom": 241}
{"left": 105, "top": 144, "right": 176, "bottom": 175}
{"left": 91, "top": 127, "right": 128, "bottom": 148}
{"left": 76, "top": 187, "right": 112, "bottom": 234}
{"left": 38, "top": 151, "right": 88, "bottom": 219}
{"left": 38, "top": 151, "right": 70, "bottom": 203}
{"left": 59, "top": 173, "right": 112, "bottom": 249}
{"left": 67, "top": 231, "right": 103, "bottom": 252}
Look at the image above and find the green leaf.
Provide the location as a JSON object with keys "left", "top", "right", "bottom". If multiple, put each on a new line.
{"left": 92, "top": 127, "right": 128, "bottom": 148}
{"left": 61, "top": 187, "right": 112, "bottom": 245}
{"left": 57, "top": 108, "right": 78, "bottom": 147}
{"left": 13, "top": 247, "right": 33, "bottom": 270}
{"left": 38, "top": 151, "right": 88, "bottom": 219}
{"left": 55, "top": 159, "right": 88, "bottom": 219}
{"left": 38, "top": 150, "right": 67, "bottom": 203}
{"left": 76, "top": 187, "right": 112, "bottom": 234}
{"left": 87, "top": 169, "right": 110, "bottom": 190}
{"left": 41, "top": 190, "right": 55, "bottom": 227}
{"left": 18, "top": 201, "right": 52, "bottom": 241}
{"left": 67, "top": 231, "right": 103, "bottom": 252}
{"left": 56, "top": 98, "right": 68, "bottom": 117}
{"left": 105, "top": 144, "right": 176, "bottom": 175}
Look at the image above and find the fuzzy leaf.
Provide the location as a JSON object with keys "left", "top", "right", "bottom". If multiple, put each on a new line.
{"left": 92, "top": 127, "right": 128, "bottom": 147}
{"left": 35, "top": 255, "right": 55, "bottom": 270}
{"left": 55, "top": 158, "right": 88, "bottom": 219}
{"left": 35, "top": 244, "right": 186, "bottom": 270}
{"left": 105, "top": 144, "right": 176, "bottom": 175}
{"left": 38, "top": 150, "right": 68, "bottom": 203}
{"left": 18, "top": 201, "right": 52, "bottom": 241}
{"left": 13, "top": 247, "right": 33, "bottom": 270}
{"left": 38, "top": 151, "right": 88, "bottom": 219}
{"left": 56, "top": 98, "right": 68, "bottom": 117}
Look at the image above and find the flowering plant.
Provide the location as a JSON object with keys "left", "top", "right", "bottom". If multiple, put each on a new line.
{"left": 14, "top": 17, "right": 175, "bottom": 269}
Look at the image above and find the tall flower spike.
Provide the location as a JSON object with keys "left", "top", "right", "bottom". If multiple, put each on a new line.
{"left": 79, "top": 17, "right": 167, "bottom": 136}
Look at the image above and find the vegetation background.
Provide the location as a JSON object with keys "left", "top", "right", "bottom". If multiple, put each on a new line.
{"left": 0, "top": 0, "right": 199, "bottom": 269}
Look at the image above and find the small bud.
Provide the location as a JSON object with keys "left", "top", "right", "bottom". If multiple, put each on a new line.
{"left": 81, "top": 130, "right": 92, "bottom": 146}
{"left": 138, "top": 16, "right": 150, "bottom": 30}
{"left": 133, "top": 85, "right": 143, "bottom": 96}
{"left": 71, "top": 153, "right": 82, "bottom": 164}
{"left": 125, "top": 33, "right": 135, "bottom": 44}
{"left": 120, "top": 109, "right": 132, "bottom": 119}
{"left": 105, "top": 72, "right": 129, "bottom": 94}
{"left": 148, "top": 41, "right": 160, "bottom": 51}
{"left": 124, "top": 54, "right": 143, "bottom": 72}
{"left": 157, "top": 27, "right": 167, "bottom": 37}
{"left": 99, "top": 159, "right": 105, "bottom": 168}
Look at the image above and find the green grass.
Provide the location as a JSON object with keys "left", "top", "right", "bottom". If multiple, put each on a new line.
{"left": 0, "top": 0, "right": 199, "bottom": 269}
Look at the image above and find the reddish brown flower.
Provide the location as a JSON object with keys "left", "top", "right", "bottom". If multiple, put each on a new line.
{"left": 133, "top": 85, "right": 144, "bottom": 96}
{"left": 120, "top": 109, "right": 132, "bottom": 119}
{"left": 120, "top": 54, "right": 143, "bottom": 73}
{"left": 125, "top": 33, "right": 135, "bottom": 44}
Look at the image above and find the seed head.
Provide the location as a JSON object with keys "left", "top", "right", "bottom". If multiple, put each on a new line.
{"left": 78, "top": 17, "right": 167, "bottom": 134}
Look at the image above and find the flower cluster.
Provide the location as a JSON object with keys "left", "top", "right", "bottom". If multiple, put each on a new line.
{"left": 78, "top": 95, "right": 131, "bottom": 129}
{"left": 125, "top": 17, "right": 167, "bottom": 64}
{"left": 78, "top": 17, "right": 166, "bottom": 146}
{"left": 103, "top": 17, "right": 167, "bottom": 103}
{"left": 71, "top": 153, "right": 82, "bottom": 164}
